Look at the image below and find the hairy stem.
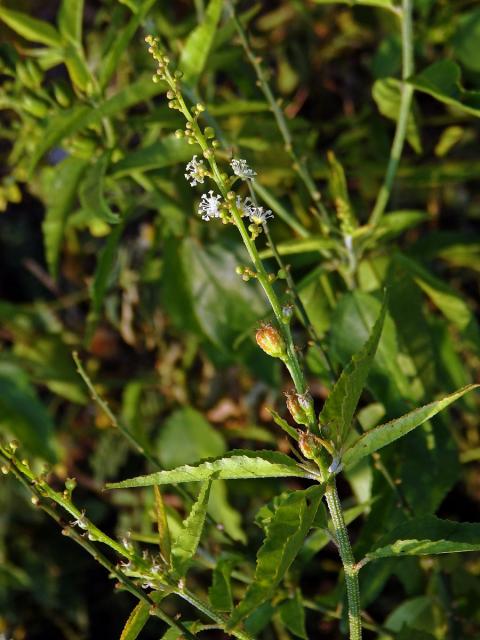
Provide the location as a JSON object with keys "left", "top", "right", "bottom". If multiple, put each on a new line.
{"left": 325, "top": 481, "right": 362, "bottom": 640}
{"left": 369, "top": 0, "right": 414, "bottom": 226}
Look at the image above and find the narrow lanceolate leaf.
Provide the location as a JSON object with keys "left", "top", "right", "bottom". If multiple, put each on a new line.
{"left": 343, "top": 385, "right": 479, "bottom": 470}
{"left": 58, "top": 0, "right": 84, "bottom": 44}
{"left": 227, "top": 485, "right": 324, "bottom": 630}
{"left": 154, "top": 486, "right": 171, "bottom": 567}
{"left": 119, "top": 601, "right": 150, "bottom": 640}
{"left": 268, "top": 409, "right": 299, "bottom": 442}
{"left": 171, "top": 480, "right": 212, "bottom": 578}
{"left": 209, "top": 554, "right": 241, "bottom": 612}
{"left": 0, "top": 7, "right": 62, "bottom": 47}
{"left": 179, "top": 0, "right": 223, "bottom": 85}
{"left": 79, "top": 154, "right": 120, "bottom": 224}
{"left": 42, "top": 156, "right": 89, "bottom": 278}
{"left": 319, "top": 297, "right": 387, "bottom": 448}
{"left": 106, "top": 450, "right": 314, "bottom": 489}
{"left": 366, "top": 516, "right": 480, "bottom": 562}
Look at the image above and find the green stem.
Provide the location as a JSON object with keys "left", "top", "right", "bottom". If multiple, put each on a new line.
{"left": 325, "top": 481, "right": 362, "bottom": 640}
{"left": 369, "top": 0, "right": 414, "bottom": 227}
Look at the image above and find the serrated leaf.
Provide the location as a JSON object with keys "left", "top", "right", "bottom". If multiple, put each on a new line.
{"left": 227, "top": 485, "right": 324, "bottom": 630}
{"left": 41, "top": 156, "right": 89, "bottom": 278}
{"left": 171, "top": 480, "right": 212, "bottom": 578}
{"left": 410, "top": 60, "right": 480, "bottom": 119}
{"left": 319, "top": 297, "right": 387, "bottom": 448}
{"left": 106, "top": 450, "right": 313, "bottom": 489}
{"left": 179, "top": 0, "right": 223, "bottom": 85}
{"left": 79, "top": 154, "right": 120, "bottom": 224}
{"left": 343, "top": 384, "right": 479, "bottom": 469}
{"left": 119, "top": 601, "right": 150, "bottom": 640}
{"left": 366, "top": 516, "right": 480, "bottom": 561}
{"left": 0, "top": 7, "right": 62, "bottom": 47}
{"left": 154, "top": 486, "right": 171, "bottom": 568}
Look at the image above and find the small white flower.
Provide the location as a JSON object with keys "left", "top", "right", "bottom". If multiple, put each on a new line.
{"left": 70, "top": 511, "right": 88, "bottom": 530}
{"left": 328, "top": 457, "right": 343, "bottom": 474}
{"left": 198, "top": 190, "right": 222, "bottom": 221}
{"left": 235, "top": 195, "right": 255, "bottom": 218}
{"left": 185, "top": 155, "right": 206, "bottom": 187}
{"left": 231, "top": 158, "right": 257, "bottom": 181}
{"left": 248, "top": 206, "right": 273, "bottom": 225}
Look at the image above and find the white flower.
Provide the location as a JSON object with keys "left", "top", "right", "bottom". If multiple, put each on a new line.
{"left": 198, "top": 191, "right": 222, "bottom": 221}
{"left": 231, "top": 158, "right": 257, "bottom": 181}
{"left": 70, "top": 511, "right": 88, "bottom": 530}
{"left": 235, "top": 195, "right": 255, "bottom": 218}
{"left": 248, "top": 206, "right": 273, "bottom": 225}
{"left": 185, "top": 155, "right": 205, "bottom": 187}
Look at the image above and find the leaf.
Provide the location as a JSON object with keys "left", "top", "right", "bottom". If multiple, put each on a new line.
{"left": 373, "top": 211, "right": 428, "bottom": 241}
{"left": 319, "top": 296, "right": 387, "bottom": 448}
{"left": 29, "top": 76, "right": 164, "bottom": 172}
{"left": 99, "top": 0, "right": 156, "bottom": 89}
{"left": 41, "top": 156, "right": 89, "bottom": 278}
{"left": 278, "top": 589, "right": 308, "bottom": 639}
{"left": 327, "top": 150, "right": 356, "bottom": 232}
{"left": 366, "top": 516, "right": 480, "bottom": 561}
{"left": 343, "top": 385, "right": 479, "bottom": 469}
{"left": 208, "top": 554, "right": 240, "bottom": 612}
{"left": 179, "top": 0, "right": 223, "bottom": 85}
{"left": 452, "top": 9, "right": 480, "bottom": 73}
{"left": 79, "top": 154, "right": 120, "bottom": 224}
{"left": 227, "top": 485, "right": 324, "bottom": 629}
{"left": 259, "top": 237, "right": 336, "bottom": 259}
{"left": 58, "top": 0, "right": 84, "bottom": 44}
{"left": 106, "top": 450, "right": 314, "bottom": 489}
{"left": 119, "top": 601, "right": 150, "bottom": 640}
{"left": 110, "top": 137, "right": 195, "bottom": 176}
{"left": 409, "top": 60, "right": 480, "bottom": 119}
{"left": 372, "top": 78, "right": 422, "bottom": 153}
{"left": 313, "top": 0, "right": 397, "bottom": 11}
{"left": 0, "top": 364, "right": 56, "bottom": 462}
{"left": 0, "top": 7, "right": 62, "bottom": 47}
{"left": 171, "top": 480, "right": 212, "bottom": 578}
{"left": 269, "top": 409, "right": 300, "bottom": 442}
{"left": 154, "top": 486, "right": 171, "bottom": 567}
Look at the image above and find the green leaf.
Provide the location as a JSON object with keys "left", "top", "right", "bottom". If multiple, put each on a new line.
{"left": 0, "top": 364, "right": 56, "bottom": 462}
{"left": 227, "top": 485, "right": 324, "bottom": 629}
{"left": 327, "top": 150, "right": 356, "bottom": 233}
{"left": 154, "top": 486, "right": 172, "bottom": 568}
{"left": 29, "top": 76, "right": 164, "bottom": 172}
{"left": 106, "top": 450, "right": 314, "bottom": 489}
{"left": 259, "top": 237, "right": 336, "bottom": 259}
{"left": 319, "top": 297, "right": 387, "bottom": 448}
{"left": 58, "top": 0, "right": 84, "bottom": 44}
{"left": 269, "top": 409, "right": 300, "bottom": 442}
{"left": 409, "top": 61, "right": 480, "bottom": 119}
{"left": 63, "top": 41, "right": 91, "bottom": 91}
{"left": 313, "top": 0, "right": 397, "bottom": 11}
{"left": 110, "top": 136, "right": 195, "bottom": 176}
{"left": 366, "top": 516, "right": 480, "bottom": 561}
{"left": 79, "top": 154, "right": 120, "bottom": 224}
{"left": 278, "top": 589, "right": 308, "bottom": 639}
{"left": 99, "top": 0, "right": 156, "bottom": 89}
{"left": 372, "top": 78, "right": 422, "bottom": 153}
{"left": 179, "top": 0, "right": 223, "bottom": 85}
{"left": 208, "top": 554, "right": 240, "bottom": 612}
{"left": 343, "top": 384, "right": 479, "bottom": 469}
{"left": 119, "top": 601, "right": 150, "bottom": 640}
{"left": 373, "top": 211, "right": 428, "bottom": 241}
{"left": 171, "top": 480, "right": 212, "bottom": 578}
{"left": 452, "top": 9, "right": 480, "bottom": 73}
{"left": 41, "top": 156, "right": 89, "bottom": 278}
{"left": 0, "top": 7, "right": 62, "bottom": 47}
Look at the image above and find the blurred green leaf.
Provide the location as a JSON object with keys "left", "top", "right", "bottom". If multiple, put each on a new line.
{"left": 209, "top": 554, "right": 240, "bottom": 612}
{"left": 58, "top": 0, "right": 84, "bottom": 44}
{"left": 227, "top": 485, "right": 323, "bottom": 629}
{"left": 79, "top": 154, "right": 120, "bottom": 224}
{"left": 179, "top": 0, "right": 223, "bottom": 85}
{"left": 278, "top": 589, "right": 307, "bottom": 639}
{"left": 0, "top": 363, "right": 56, "bottom": 462}
{"left": 410, "top": 61, "right": 480, "bottom": 118}
{"left": 343, "top": 384, "right": 478, "bottom": 469}
{"left": 372, "top": 78, "right": 422, "bottom": 153}
{"left": 452, "top": 9, "right": 480, "bottom": 73}
{"left": 110, "top": 136, "right": 195, "bottom": 176}
{"left": 107, "top": 450, "right": 313, "bottom": 488}
{"left": 41, "top": 156, "right": 89, "bottom": 278}
{"left": 0, "top": 7, "right": 62, "bottom": 47}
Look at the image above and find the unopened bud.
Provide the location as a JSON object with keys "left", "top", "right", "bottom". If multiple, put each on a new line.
{"left": 285, "top": 390, "right": 309, "bottom": 426}
{"left": 298, "top": 431, "right": 322, "bottom": 460}
{"left": 281, "top": 304, "right": 293, "bottom": 323}
{"left": 65, "top": 477, "right": 77, "bottom": 493}
{"left": 255, "top": 323, "right": 286, "bottom": 359}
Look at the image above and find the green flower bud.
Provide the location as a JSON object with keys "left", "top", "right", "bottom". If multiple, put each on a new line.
{"left": 255, "top": 323, "right": 286, "bottom": 359}
{"left": 285, "top": 390, "right": 309, "bottom": 426}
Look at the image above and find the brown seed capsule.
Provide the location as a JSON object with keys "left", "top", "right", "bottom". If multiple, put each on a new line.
{"left": 255, "top": 324, "right": 286, "bottom": 359}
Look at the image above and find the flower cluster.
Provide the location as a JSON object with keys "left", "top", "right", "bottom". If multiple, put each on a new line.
{"left": 185, "top": 155, "right": 206, "bottom": 187}
{"left": 231, "top": 158, "right": 257, "bottom": 181}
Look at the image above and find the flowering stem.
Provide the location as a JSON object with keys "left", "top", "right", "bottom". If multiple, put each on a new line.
{"left": 369, "top": 0, "right": 414, "bottom": 226}
{"left": 325, "top": 480, "right": 362, "bottom": 640}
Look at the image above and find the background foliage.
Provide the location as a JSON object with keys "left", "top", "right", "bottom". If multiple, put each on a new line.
{"left": 0, "top": 0, "right": 479, "bottom": 638}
